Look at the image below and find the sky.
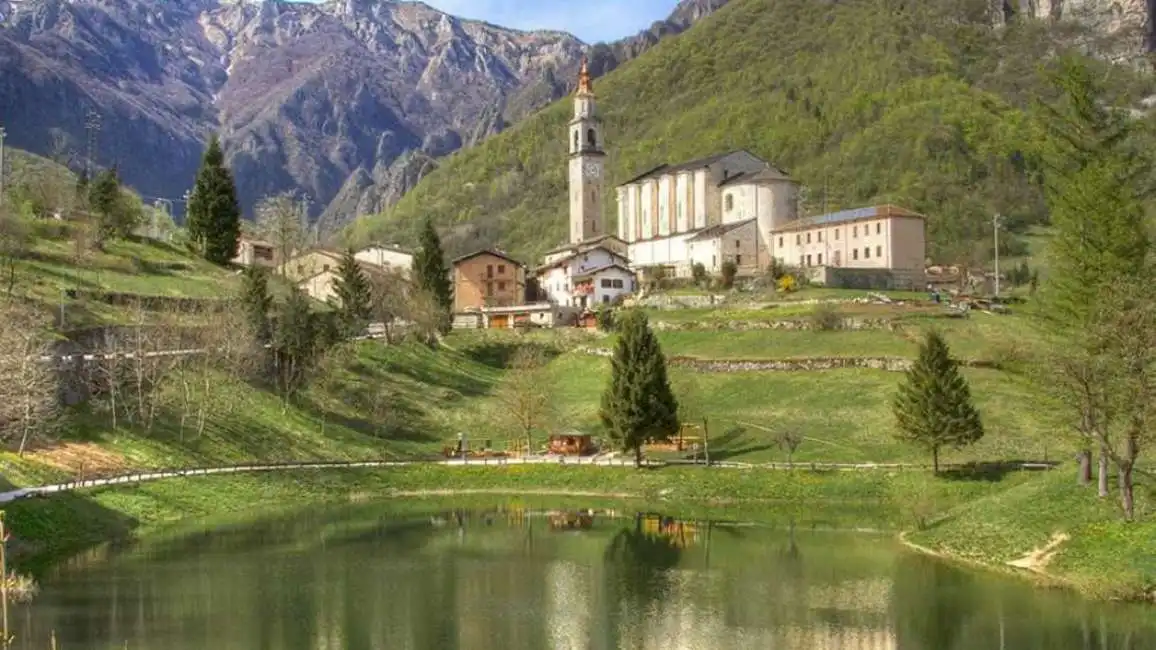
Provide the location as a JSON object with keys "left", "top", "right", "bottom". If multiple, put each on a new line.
{"left": 310, "top": 0, "right": 681, "bottom": 43}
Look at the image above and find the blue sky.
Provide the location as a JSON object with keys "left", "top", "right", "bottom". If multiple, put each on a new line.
{"left": 313, "top": 1, "right": 680, "bottom": 43}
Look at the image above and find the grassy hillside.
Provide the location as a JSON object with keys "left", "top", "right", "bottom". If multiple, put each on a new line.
{"left": 346, "top": 0, "right": 1154, "bottom": 263}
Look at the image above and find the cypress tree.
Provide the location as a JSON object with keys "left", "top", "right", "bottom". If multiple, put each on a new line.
{"left": 892, "top": 330, "right": 983, "bottom": 473}
{"left": 240, "top": 266, "right": 273, "bottom": 345}
{"left": 332, "top": 248, "right": 373, "bottom": 337}
{"left": 187, "top": 135, "right": 242, "bottom": 265}
{"left": 412, "top": 218, "right": 452, "bottom": 321}
{"left": 599, "top": 309, "right": 680, "bottom": 468}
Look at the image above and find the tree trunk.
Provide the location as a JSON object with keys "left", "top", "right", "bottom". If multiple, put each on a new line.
{"left": 1097, "top": 447, "right": 1109, "bottom": 498}
{"left": 932, "top": 446, "right": 939, "bottom": 474}
{"left": 702, "top": 417, "right": 710, "bottom": 467}
{"left": 1077, "top": 449, "right": 1091, "bottom": 486}
{"left": 633, "top": 445, "right": 642, "bottom": 469}
{"left": 1120, "top": 434, "right": 1138, "bottom": 521}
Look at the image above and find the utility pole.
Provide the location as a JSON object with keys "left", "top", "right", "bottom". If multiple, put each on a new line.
{"left": 0, "top": 125, "right": 6, "bottom": 208}
{"left": 993, "top": 213, "right": 1002, "bottom": 298}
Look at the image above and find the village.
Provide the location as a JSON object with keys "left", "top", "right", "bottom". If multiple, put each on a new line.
{"left": 237, "top": 58, "right": 937, "bottom": 333}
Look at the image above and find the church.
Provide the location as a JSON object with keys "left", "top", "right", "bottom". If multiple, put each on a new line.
{"left": 536, "top": 57, "right": 927, "bottom": 295}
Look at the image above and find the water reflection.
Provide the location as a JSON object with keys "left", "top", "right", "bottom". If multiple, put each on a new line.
{"left": 15, "top": 506, "right": 1156, "bottom": 650}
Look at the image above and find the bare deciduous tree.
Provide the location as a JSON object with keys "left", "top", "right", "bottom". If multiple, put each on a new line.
{"left": 493, "top": 345, "right": 555, "bottom": 454}
{"left": 370, "top": 267, "right": 409, "bottom": 344}
{"left": 0, "top": 301, "right": 60, "bottom": 455}
{"left": 0, "top": 207, "right": 32, "bottom": 296}
{"left": 778, "top": 430, "right": 804, "bottom": 469}
{"left": 403, "top": 285, "right": 447, "bottom": 347}
{"left": 255, "top": 192, "right": 307, "bottom": 276}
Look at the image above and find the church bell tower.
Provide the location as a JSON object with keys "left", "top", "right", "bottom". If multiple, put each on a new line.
{"left": 568, "top": 56, "right": 605, "bottom": 244}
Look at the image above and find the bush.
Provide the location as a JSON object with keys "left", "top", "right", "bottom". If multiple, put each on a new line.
{"left": 691, "top": 262, "right": 707, "bottom": 287}
{"left": 777, "top": 274, "right": 798, "bottom": 293}
{"left": 809, "top": 303, "right": 843, "bottom": 331}
{"left": 720, "top": 261, "right": 738, "bottom": 289}
{"left": 596, "top": 309, "right": 618, "bottom": 332}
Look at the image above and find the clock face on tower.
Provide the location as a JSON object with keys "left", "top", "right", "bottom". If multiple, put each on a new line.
{"left": 583, "top": 162, "right": 601, "bottom": 180}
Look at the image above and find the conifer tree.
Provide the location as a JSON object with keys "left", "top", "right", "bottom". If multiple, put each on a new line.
{"left": 599, "top": 309, "right": 679, "bottom": 467}
{"left": 88, "top": 167, "right": 121, "bottom": 241}
{"left": 892, "top": 330, "right": 983, "bottom": 473}
{"left": 187, "top": 135, "right": 241, "bottom": 265}
{"left": 412, "top": 218, "right": 452, "bottom": 328}
{"left": 271, "top": 288, "right": 318, "bottom": 403}
{"left": 240, "top": 266, "right": 273, "bottom": 345}
{"left": 332, "top": 248, "right": 373, "bottom": 337}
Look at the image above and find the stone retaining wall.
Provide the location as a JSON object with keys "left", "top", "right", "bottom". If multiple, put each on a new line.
{"left": 651, "top": 318, "right": 901, "bottom": 332}
{"left": 572, "top": 348, "right": 998, "bottom": 372}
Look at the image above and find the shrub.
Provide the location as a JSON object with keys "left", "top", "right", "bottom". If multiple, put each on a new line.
{"left": 777, "top": 274, "right": 798, "bottom": 293}
{"left": 691, "top": 262, "right": 707, "bottom": 287}
{"left": 596, "top": 308, "right": 618, "bottom": 332}
{"left": 720, "top": 261, "right": 738, "bottom": 289}
{"left": 809, "top": 303, "right": 843, "bottom": 331}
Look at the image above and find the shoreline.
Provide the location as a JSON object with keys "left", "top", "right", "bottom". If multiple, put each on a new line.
{"left": 1, "top": 463, "right": 1150, "bottom": 603}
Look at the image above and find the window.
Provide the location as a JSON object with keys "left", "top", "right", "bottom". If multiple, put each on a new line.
{"left": 806, "top": 233, "right": 811, "bottom": 244}
{"left": 876, "top": 222, "right": 881, "bottom": 234}
{"left": 864, "top": 247, "right": 870, "bottom": 259}
{"left": 817, "top": 253, "right": 823, "bottom": 265}
{"left": 600, "top": 279, "right": 612, "bottom": 288}
{"left": 796, "top": 235, "right": 801, "bottom": 245}
{"left": 876, "top": 245, "right": 882, "bottom": 257}
{"left": 778, "top": 236, "right": 783, "bottom": 247}
{"left": 735, "top": 240, "right": 741, "bottom": 250}
{"left": 573, "top": 131, "right": 579, "bottom": 150}
{"left": 806, "top": 254, "right": 812, "bottom": 266}
{"left": 835, "top": 229, "right": 840, "bottom": 241}
{"left": 735, "top": 255, "right": 742, "bottom": 265}
{"left": 799, "top": 255, "right": 805, "bottom": 266}
{"left": 498, "top": 281, "right": 507, "bottom": 291}
{"left": 725, "top": 195, "right": 734, "bottom": 211}
{"left": 853, "top": 226, "right": 858, "bottom": 237}
{"left": 486, "top": 282, "right": 494, "bottom": 296}
{"left": 497, "top": 264, "right": 505, "bottom": 274}
{"left": 254, "top": 246, "right": 273, "bottom": 261}
{"left": 486, "top": 264, "right": 493, "bottom": 278}
{"left": 853, "top": 249, "right": 859, "bottom": 260}
{"left": 818, "top": 231, "right": 823, "bottom": 243}
{"left": 612, "top": 279, "right": 624, "bottom": 288}
{"left": 587, "top": 128, "right": 597, "bottom": 148}
{"left": 712, "top": 255, "right": 717, "bottom": 268}
{"left": 602, "top": 295, "right": 610, "bottom": 304}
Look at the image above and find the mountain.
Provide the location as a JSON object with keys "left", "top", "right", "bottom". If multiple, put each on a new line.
{"left": 344, "top": 0, "right": 1156, "bottom": 264}
{"left": 0, "top": 0, "right": 731, "bottom": 235}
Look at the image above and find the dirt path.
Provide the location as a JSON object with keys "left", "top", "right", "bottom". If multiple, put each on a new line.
{"left": 1006, "top": 532, "right": 1070, "bottom": 573}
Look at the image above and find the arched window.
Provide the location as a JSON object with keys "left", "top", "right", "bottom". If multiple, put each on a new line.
{"left": 586, "top": 128, "right": 596, "bottom": 148}
{"left": 725, "top": 194, "right": 734, "bottom": 211}
{"left": 573, "top": 131, "right": 579, "bottom": 151}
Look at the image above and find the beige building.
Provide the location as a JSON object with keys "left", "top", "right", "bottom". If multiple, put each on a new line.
{"left": 232, "top": 236, "right": 277, "bottom": 268}
{"left": 298, "top": 262, "right": 384, "bottom": 306}
{"left": 280, "top": 249, "right": 343, "bottom": 284}
{"left": 452, "top": 249, "right": 527, "bottom": 313}
{"left": 354, "top": 244, "right": 413, "bottom": 277}
{"left": 770, "top": 204, "right": 926, "bottom": 272}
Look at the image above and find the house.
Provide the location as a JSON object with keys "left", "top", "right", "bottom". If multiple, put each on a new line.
{"left": 451, "top": 249, "right": 527, "bottom": 312}
{"left": 616, "top": 151, "right": 798, "bottom": 277}
{"left": 479, "top": 302, "right": 579, "bottom": 329}
{"left": 279, "top": 249, "right": 343, "bottom": 284}
{"left": 232, "top": 236, "right": 277, "bottom": 268}
{"left": 536, "top": 245, "right": 634, "bottom": 309}
{"left": 354, "top": 244, "right": 413, "bottom": 276}
{"left": 770, "top": 204, "right": 927, "bottom": 289}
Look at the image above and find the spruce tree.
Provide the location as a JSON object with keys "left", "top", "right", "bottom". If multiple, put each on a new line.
{"left": 599, "top": 309, "right": 679, "bottom": 467}
{"left": 88, "top": 168, "right": 121, "bottom": 241}
{"left": 187, "top": 135, "right": 242, "bottom": 265}
{"left": 332, "top": 248, "right": 373, "bottom": 337}
{"left": 412, "top": 218, "right": 452, "bottom": 322}
{"left": 240, "top": 266, "right": 273, "bottom": 345}
{"left": 892, "top": 330, "right": 983, "bottom": 473}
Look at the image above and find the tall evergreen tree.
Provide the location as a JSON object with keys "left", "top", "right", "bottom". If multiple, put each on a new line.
{"left": 599, "top": 310, "right": 679, "bottom": 468}
{"left": 88, "top": 167, "right": 120, "bottom": 241}
{"left": 271, "top": 288, "right": 318, "bottom": 403}
{"left": 332, "top": 248, "right": 373, "bottom": 337}
{"left": 412, "top": 218, "right": 452, "bottom": 326}
{"left": 187, "top": 135, "right": 242, "bottom": 265}
{"left": 892, "top": 330, "right": 983, "bottom": 473}
{"left": 240, "top": 266, "right": 273, "bottom": 345}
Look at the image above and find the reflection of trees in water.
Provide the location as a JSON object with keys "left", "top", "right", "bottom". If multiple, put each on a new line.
{"left": 595, "top": 514, "right": 684, "bottom": 650}
{"left": 891, "top": 553, "right": 1155, "bottom": 650}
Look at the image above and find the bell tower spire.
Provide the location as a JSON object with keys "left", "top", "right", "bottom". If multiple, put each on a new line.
{"left": 567, "top": 55, "right": 605, "bottom": 244}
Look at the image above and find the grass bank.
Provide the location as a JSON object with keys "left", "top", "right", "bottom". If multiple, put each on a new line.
{"left": 2, "top": 463, "right": 1035, "bottom": 573}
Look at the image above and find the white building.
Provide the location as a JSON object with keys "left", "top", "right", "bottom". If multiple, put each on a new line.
{"left": 537, "top": 244, "right": 634, "bottom": 309}
{"left": 354, "top": 244, "right": 413, "bottom": 276}
{"left": 770, "top": 204, "right": 926, "bottom": 272}
{"left": 536, "top": 57, "right": 637, "bottom": 309}
{"left": 616, "top": 152, "right": 799, "bottom": 277}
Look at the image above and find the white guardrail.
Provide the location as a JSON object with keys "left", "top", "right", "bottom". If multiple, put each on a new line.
{"left": 0, "top": 457, "right": 1056, "bottom": 505}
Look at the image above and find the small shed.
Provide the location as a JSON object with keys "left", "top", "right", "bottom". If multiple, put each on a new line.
{"left": 548, "top": 433, "right": 596, "bottom": 456}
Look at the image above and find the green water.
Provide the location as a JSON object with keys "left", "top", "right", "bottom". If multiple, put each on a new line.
{"left": 14, "top": 504, "right": 1156, "bottom": 649}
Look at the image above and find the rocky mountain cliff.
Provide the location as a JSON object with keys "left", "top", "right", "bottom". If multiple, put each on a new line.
{"left": 0, "top": 0, "right": 731, "bottom": 234}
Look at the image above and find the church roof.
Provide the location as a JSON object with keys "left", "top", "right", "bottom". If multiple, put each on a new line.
{"left": 686, "top": 218, "right": 756, "bottom": 242}
{"left": 771, "top": 205, "right": 925, "bottom": 233}
{"left": 717, "top": 166, "right": 793, "bottom": 187}
{"left": 542, "top": 235, "right": 626, "bottom": 256}
{"left": 617, "top": 149, "right": 764, "bottom": 187}
{"left": 571, "top": 263, "right": 635, "bottom": 281}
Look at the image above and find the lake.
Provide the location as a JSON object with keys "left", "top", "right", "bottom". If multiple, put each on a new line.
{"left": 13, "top": 502, "right": 1156, "bottom": 649}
